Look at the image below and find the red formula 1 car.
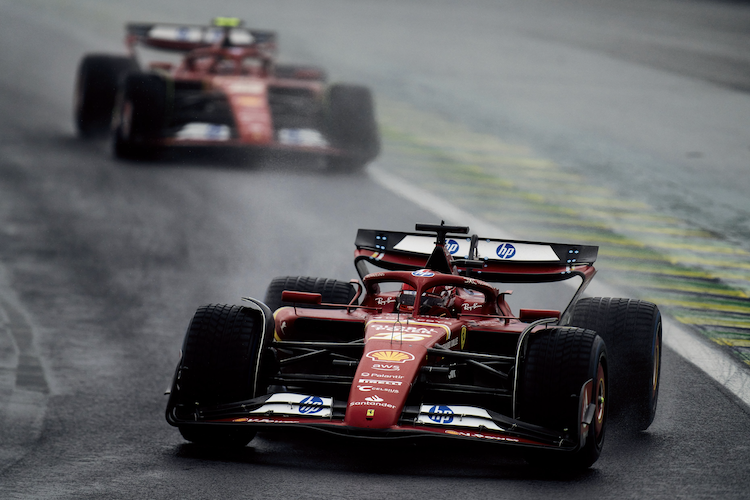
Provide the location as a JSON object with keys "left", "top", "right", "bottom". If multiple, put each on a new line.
{"left": 165, "top": 223, "right": 662, "bottom": 469}
{"left": 74, "top": 19, "right": 379, "bottom": 169}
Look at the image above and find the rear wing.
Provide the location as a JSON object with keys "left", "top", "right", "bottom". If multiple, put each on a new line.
{"left": 125, "top": 23, "right": 277, "bottom": 53}
{"left": 354, "top": 229, "right": 598, "bottom": 284}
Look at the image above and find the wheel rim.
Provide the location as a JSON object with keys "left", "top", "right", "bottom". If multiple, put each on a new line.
{"left": 121, "top": 101, "right": 133, "bottom": 138}
{"left": 653, "top": 341, "right": 660, "bottom": 393}
{"left": 652, "top": 325, "right": 662, "bottom": 404}
{"left": 594, "top": 360, "right": 606, "bottom": 440}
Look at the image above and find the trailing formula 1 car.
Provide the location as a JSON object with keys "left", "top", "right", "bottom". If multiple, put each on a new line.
{"left": 74, "top": 18, "right": 379, "bottom": 170}
{"left": 165, "top": 223, "right": 662, "bottom": 469}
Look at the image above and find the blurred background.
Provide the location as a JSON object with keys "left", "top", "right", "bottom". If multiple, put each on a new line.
{"left": 1, "top": 0, "right": 749, "bottom": 498}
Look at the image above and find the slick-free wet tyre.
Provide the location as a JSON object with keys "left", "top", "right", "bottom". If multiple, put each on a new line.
{"left": 564, "top": 298, "right": 662, "bottom": 431}
{"left": 264, "top": 276, "right": 356, "bottom": 312}
{"left": 167, "top": 304, "right": 269, "bottom": 447}
{"left": 518, "top": 327, "right": 608, "bottom": 469}
{"left": 74, "top": 54, "right": 137, "bottom": 137}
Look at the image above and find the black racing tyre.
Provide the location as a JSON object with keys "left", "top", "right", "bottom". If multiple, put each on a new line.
{"left": 563, "top": 298, "right": 662, "bottom": 431}
{"left": 168, "top": 303, "right": 270, "bottom": 447}
{"left": 112, "top": 71, "right": 168, "bottom": 159}
{"left": 518, "top": 327, "right": 608, "bottom": 470}
{"left": 275, "top": 64, "right": 327, "bottom": 81}
{"left": 74, "top": 54, "right": 137, "bottom": 137}
{"left": 324, "top": 84, "right": 380, "bottom": 171}
{"left": 264, "top": 276, "right": 356, "bottom": 312}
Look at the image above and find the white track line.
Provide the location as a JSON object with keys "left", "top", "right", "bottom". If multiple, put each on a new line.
{"left": 370, "top": 165, "right": 750, "bottom": 408}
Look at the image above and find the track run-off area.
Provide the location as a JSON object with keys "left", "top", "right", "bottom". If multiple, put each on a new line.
{"left": 374, "top": 98, "right": 750, "bottom": 370}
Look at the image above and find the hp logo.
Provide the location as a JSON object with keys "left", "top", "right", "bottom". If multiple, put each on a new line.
{"left": 428, "top": 405, "right": 454, "bottom": 424}
{"left": 299, "top": 396, "right": 324, "bottom": 414}
{"left": 445, "top": 239, "right": 460, "bottom": 255}
{"left": 496, "top": 243, "right": 516, "bottom": 259}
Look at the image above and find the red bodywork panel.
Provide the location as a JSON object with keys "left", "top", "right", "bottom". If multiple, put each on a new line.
{"left": 272, "top": 269, "right": 546, "bottom": 432}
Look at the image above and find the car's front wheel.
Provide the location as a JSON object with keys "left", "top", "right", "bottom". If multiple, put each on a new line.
{"left": 74, "top": 54, "right": 137, "bottom": 137}
{"left": 166, "top": 303, "right": 270, "bottom": 448}
{"left": 112, "top": 72, "right": 167, "bottom": 160}
{"left": 518, "top": 327, "right": 608, "bottom": 470}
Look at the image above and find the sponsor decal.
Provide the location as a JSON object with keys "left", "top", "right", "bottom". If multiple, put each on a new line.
{"left": 366, "top": 409, "right": 375, "bottom": 417}
{"left": 224, "top": 80, "right": 265, "bottom": 94}
{"left": 232, "top": 417, "right": 301, "bottom": 424}
{"left": 371, "top": 324, "right": 441, "bottom": 334}
{"left": 444, "top": 430, "right": 517, "bottom": 442}
{"left": 444, "top": 337, "right": 459, "bottom": 349}
{"left": 349, "top": 395, "right": 396, "bottom": 409}
{"left": 249, "top": 393, "right": 332, "bottom": 418}
{"left": 236, "top": 95, "right": 264, "bottom": 107}
{"left": 371, "top": 331, "right": 433, "bottom": 342}
{"left": 411, "top": 269, "right": 435, "bottom": 277}
{"left": 496, "top": 243, "right": 517, "bottom": 259}
{"left": 278, "top": 128, "right": 328, "bottom": 147}
{"left": 299, "top": 396, "right": 325, "bottom": 414}
{"left": 463, "top": 277, "right": 479, "bottom": 286}
{"left": 175, "top": 123, "right": 230, "bottom": 141}
{"left": 375, "top": 297, "right": 396, "bottom": 306}
{"left": 445, "top": 239, "right": 460, "bottom": 255}
{"left": 417, "top": 404, "right": 504, "bottom": 431}
{"left": 357, "top": 385, "right": 399, "bottom": 394}
{"left": 462, "top": 303, "right": 482, "bottom": 311}
{"left": 428, "top": 405, "right": 454, "bottom": 424}
{"left": 358, "top": 378, "right": 402, "bottom": 386}
{"left": 371, "top": 363, "right": 401, "bottom": 372}
{"left": 360, "top": 372, "right": 404, "bottom": 379}
{"left": 366, "top": 350, "right": 415, "bottom": 363}
{"left": 460, "top": 326, "right": 467, "bottom": 350}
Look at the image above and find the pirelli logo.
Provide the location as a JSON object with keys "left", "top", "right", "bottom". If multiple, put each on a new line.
{"left": 358, "top": 378, "right": 403, "bottom": 386}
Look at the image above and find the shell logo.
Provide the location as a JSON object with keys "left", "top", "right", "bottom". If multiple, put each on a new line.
{"left": 366, "top": 350, "right": 415, "bottom": 363}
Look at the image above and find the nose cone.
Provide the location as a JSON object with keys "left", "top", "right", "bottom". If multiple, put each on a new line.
{"left": 344, "top": 344, "right": 426, "bottom": 429}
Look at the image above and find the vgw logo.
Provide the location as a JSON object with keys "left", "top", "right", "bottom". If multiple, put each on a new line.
{"left": 445, "top": 239, "right": 460, "bottom": 255}
{"left": 299, "top": 396, "right": 324, "bottom": 414}
{"left": 496, "top": 243, "right": 516, "bottom": 259}
{"left": 428, "top": 405, "right": 454, "bottom": 424}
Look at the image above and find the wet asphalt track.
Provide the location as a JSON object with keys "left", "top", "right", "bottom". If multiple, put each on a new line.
{"left": 1, "top": 0, "right": 750, "bottom": 498}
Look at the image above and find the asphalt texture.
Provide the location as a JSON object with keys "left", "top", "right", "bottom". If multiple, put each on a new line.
{"left": 1, "top": 0, "right": 750, "bottom": 498}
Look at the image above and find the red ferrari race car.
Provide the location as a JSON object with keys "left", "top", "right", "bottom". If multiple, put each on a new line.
{"left": 165, "top": 223, "right": 662, "bottom": 469}
{"left": 74, "top": 18, "right": 379, "bottom": 169}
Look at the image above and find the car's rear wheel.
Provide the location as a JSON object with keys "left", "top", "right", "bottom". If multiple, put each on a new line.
{"left": 112, "top": 72, "right": 168, "bottom": 160}
{"left": 518, "top": 327, "right": 608, "bottom": 469}
{"left": 74, "top": 54, "right": 137, "bottom": 137}
{"left": 324, "top": 84, "right": 380, "bottom": 171}
{"left": 563, "top": 298, "right": 662, "bottom": 430}
{"left": 167, "top": 304, "right": 270, "bottom": 447}
{"left": 264, "top": 276, "right": 356, "bottom": 312}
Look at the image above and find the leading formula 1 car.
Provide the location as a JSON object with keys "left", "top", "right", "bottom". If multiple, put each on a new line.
{"left": 165, "top": 223, "right": 662, "bottom": 469}
{"left": 74, "top": 18, "right": 379, "bottom": 169}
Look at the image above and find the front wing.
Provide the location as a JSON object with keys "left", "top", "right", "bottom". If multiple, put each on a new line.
{"left": 166, "top": 392, "right": 583, "bottom": 451}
